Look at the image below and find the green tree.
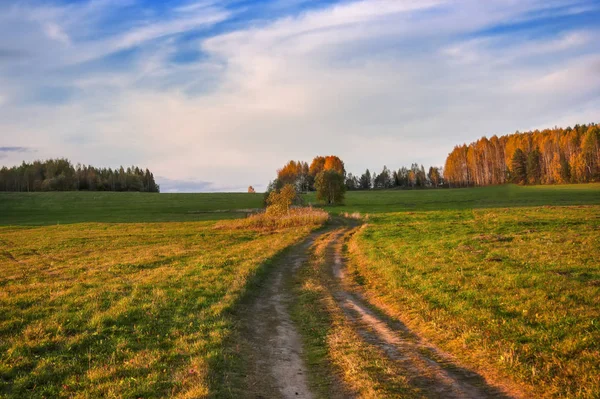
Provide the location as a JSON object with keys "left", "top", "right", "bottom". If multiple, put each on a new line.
{"left": 527, "top": 148, "right": 541, "bottom": 184}
{"left": 359, "top": 169, "right": 371, "bottom": 190}
{"left": 345, "top": 173, "right": 359, "bottom": 190}
{"left": 511, "top": 148, "right": 527, "bottom": 184}
{"left": 315, "top": 170, "right": 346, "bottom": 205}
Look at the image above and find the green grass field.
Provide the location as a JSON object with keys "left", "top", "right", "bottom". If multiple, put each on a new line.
{"left": 1, "top": 184, "right": 599, "bottom": 397}
{"left": 0, "top": 220, "right": 321, "bottom": 397}
{"left": 321, "top": 183, "right": 599, "bottom": 397}
{"left": 346, "top": 206, "right": 599, "bottom": 397}
{"left": 306, "top": 183, "right": 600, "bottom": 213}
{"left": 0, "top": 192, "right": 264, "bottom": 225}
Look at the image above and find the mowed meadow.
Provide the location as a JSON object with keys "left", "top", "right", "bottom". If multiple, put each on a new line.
{"left": 0, "top": 198, "right": 325, "bottom": 397}
{"left": 0, "top": 183, "right": 599, "bottom": 398}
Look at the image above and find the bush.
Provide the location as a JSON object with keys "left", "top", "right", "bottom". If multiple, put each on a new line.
{"left": 266, "top": 184, "right": 297, "bottom": 216}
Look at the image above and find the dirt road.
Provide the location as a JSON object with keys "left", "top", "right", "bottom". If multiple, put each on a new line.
{"left": 239, "top": 221, "right": 518, "bottom": 398}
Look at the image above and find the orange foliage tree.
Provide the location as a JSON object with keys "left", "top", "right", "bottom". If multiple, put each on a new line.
{"left": 444, "top": 123, "right": 600, "bottom": 187}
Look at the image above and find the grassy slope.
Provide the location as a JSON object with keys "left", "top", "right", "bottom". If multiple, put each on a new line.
{"left": 0, "top": 192, "right": 264, "bottom": 226}
{"left": 318, "top": 184, "right": 599, "bottom": 398}
{"left": 0, "top": 221, "right": 316, "bottom": 398}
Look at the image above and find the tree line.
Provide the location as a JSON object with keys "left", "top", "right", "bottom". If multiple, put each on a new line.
{"left": 345, "top": 164, "right": 444, "bottom": 190}
{"left": 444, "top": 123, "right": 600, "bottom": 187}
{"left": 272, "top": 156, "right": 446, "bottom": 195}
{"left": 269, "top": 155, "right": 446, "bottom": 207}
{"left": 0, "top": 158, "right": 160, "bottom": 192}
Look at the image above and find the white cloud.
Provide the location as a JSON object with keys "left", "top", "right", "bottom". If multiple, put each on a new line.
{"left": 0, "top": 0, "right": 599, "bottom": 191}
{"left": 43, "top": 22, "right": 71, "bottom": 45}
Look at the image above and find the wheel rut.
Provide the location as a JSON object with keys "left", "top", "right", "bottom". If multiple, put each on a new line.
{"left": 326, "top": 226, "right": 518, "bottom": 399}
{"left": 240, "top": 221, "right": 519, "bottom": 398}
{"left": 241, "top": 232, "right": 321, "bottom": 399}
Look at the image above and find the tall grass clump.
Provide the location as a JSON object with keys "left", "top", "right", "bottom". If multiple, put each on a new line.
{"left": 221, "top": 184, "right": 329, "bottom": 231}
{"left": 224, "top": 207, "right": 329, "bottom": 231}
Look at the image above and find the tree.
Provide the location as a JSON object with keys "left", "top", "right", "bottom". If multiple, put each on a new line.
{"left": 266, "top": 184, "right": 297, "bottom": 216}
{"left": 323, "top": 156, "right": 345, "bottom": 175}
{"left": 511, "top": 148, "right": 527, "bottom": 184}
{"left": 277, "top": 160, "right": 301, "bottom": 187}
{"left": 309, "top": 156, "right": 326, "bottom": 177}
{"left": 581, "top": 126, "right": 600, "bottom": 180}
{"left": 527, "top": 148, "right": 541, "bottom": 184}
{"left": 374, "top": 166, "right": 393, "bottom": 189}
{"left": 428, "top": 167, "right": 442, "bottom": 187}
{"left": 345, "top": 173, "right": 359, "bottom": 190}
{"left": 248, "top": 186, "right": 256, "bottom": 193}
{"left": 407, "top": 170, "right": 416, "bottom": 187}
{"left": 315, "top": 170, "right": 346, "bottom": 205}
{"left": 444, "top": 123, "right": 598, "bottom": 187}
{"left": 0, "top": 158, "right": 160, "bottom": 192}
{"left": 308, "top": 156, "right": 345, "bottom": 190}
{"left": 359, "top": 169, "right": 371, "bottom": 190}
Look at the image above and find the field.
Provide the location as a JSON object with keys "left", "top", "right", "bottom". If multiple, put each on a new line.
{"left": 0, "top": 218, "right": 322, "bottom": 397}
{"left": 1, "top": 184, "right": 599, "bottom": 398}
{"left": 0, "top": 192, "right": 264, "bottom": 225}
{"left": 296, "top": 184, "right": 600, "bottom": 398}
{"left": 305, "top": 183, "right": 600, "bottom": 213}
{"left": 345, "top": 206, "right": 599, "bottom": 397}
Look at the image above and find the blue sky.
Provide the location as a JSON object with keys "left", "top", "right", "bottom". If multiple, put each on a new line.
{"left": 0, "top": 0, "right": 599, "bottom": 191}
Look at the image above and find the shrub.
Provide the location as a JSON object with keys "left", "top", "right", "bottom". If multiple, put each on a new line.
{"left": 266, "top": 184, "right": 297, "bottom": 216}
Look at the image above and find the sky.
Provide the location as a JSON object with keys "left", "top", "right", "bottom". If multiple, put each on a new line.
{"left": 0, "top": 0, "right": 599, "bottom": 192}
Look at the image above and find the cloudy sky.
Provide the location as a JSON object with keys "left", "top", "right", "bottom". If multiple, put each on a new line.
{"left": 0, "top": 0, "right": 599, "bottom": 192}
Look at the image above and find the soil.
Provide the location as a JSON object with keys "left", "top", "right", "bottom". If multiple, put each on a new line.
{"left": 239, "top": 221, "right": 521, "bottom": 398}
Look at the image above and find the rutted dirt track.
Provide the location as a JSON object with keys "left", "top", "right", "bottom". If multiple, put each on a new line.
{"left": 240, "top": 233, "right": 319, "bottom": 398}
{"left": 240, "top": 220, "right": 519, "bottom": 398}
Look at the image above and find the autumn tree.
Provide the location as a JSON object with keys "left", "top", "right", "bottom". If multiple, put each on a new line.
{"left": 428, "top": 167, "right": 442, "bottom": 187}
{"left": 309, "top": 155, "right": 345, "bottom": 178}
{"left": 309, "top": 156, "right": 326, "bottom": 178}
{"left": 444, "top": 123, "right": 599, "bottom": 187}
{"left": 315, "top": 170, "right": 346, "bottom": 205}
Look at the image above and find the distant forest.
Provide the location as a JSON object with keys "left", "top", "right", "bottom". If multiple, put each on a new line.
{"left": 444, "top": 123, "right": 600, "bottom": 187}
{"left": 273, "top": 155, "right": 444, "bottom": 192}
{"left": 0, "top": 159, "right": 160, "bottom": 192}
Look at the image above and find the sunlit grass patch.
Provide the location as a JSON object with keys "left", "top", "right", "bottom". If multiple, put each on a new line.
{"left": 0, "top": 219, "right": 320, "bottom": 398}
{"left": 347, "top": 206, "right": 600, "bottom": 398}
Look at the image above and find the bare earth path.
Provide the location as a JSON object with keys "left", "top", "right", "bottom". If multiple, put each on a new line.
{"left": 239, "top": 232, "right": 322, "bottom": 399}
{"left": 238, "top": 221, "right": 520, "bottom": 398}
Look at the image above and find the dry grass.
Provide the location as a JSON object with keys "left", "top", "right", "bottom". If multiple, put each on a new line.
{"left": 290, "top": 230, "right": 421, "bottom": 398}
{"left": 220, "top": 207, "right": 329, "bottom": 231}
{"left": 0, "top": 220, "right": 317, "bottom": 398}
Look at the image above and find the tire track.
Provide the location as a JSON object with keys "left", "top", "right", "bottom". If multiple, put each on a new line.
{"left": 327, "top": 226, "right": 516, "bottom": 399}
{"left": 241, "top": 233, "right": 320, "bottom": 399}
